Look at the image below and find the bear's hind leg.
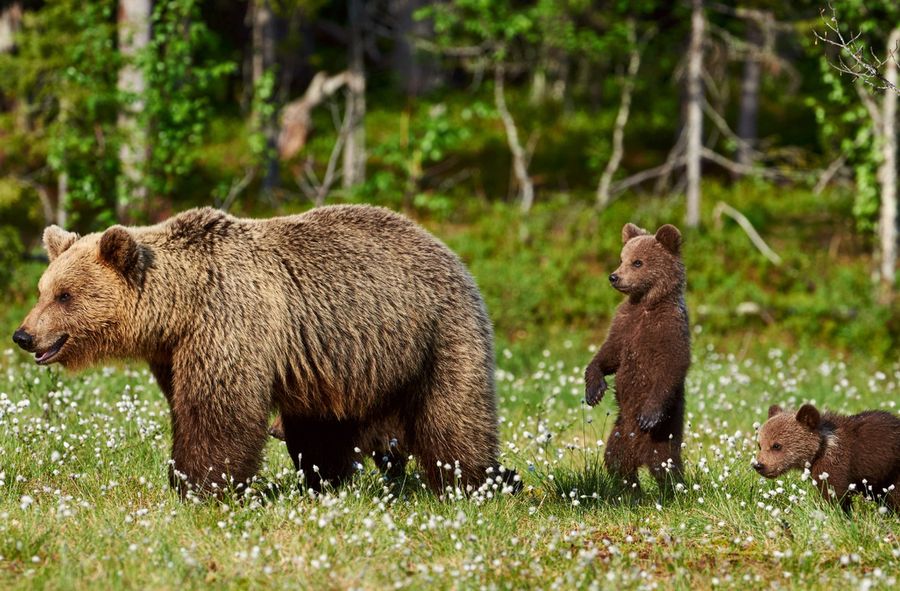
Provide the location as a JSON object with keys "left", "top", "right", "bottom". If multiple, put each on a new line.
{"left": 604, "top": 418, "right": 643, "bottom": 496}
{"left": 281, "top": 415, "right": 360, "bottom": 492}
{"left": 411, "top": 346, "right": 500, "bottom": 494}
{"left": 647, "top": 436, "right": 684, "bottom": 491}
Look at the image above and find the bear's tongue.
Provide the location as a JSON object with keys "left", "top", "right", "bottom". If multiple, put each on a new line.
{"left": 35, "top": 335, "right": 67, "bottom": 363}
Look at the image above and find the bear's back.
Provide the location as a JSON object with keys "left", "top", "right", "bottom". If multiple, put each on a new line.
{"left": 149, "top": 206, "right": 492, "bottom": 416}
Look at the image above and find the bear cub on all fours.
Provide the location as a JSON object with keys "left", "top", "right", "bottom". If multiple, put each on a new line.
{"left": 754, "top": 404, "right": 900, "bottom": 511}
{"left": 584, "top": 223, "right": 691, "bottom": 490}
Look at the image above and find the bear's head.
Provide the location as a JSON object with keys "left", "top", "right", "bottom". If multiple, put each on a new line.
{"left": 609, "top": 223, "right": 684, "bottom": 303}
{"left": 12, "top": 225, "right": 153, "bottom": 369}
{"left": 752, "top": 404, "right": 823, "bottom": 478}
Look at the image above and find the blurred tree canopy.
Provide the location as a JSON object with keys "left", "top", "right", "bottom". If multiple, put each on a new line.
{"left": 0, "top": 0, "right": 897, "bottom": 299}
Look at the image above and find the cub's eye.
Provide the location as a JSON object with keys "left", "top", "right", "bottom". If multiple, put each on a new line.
{"left": 632, "top": 260, "right": 643, "bottom": 268}
{"left": 771, "top": 443, "right": 782, "bottom": 451}
{"left": 57, "top": 292, "right": 71, "bottom": 303}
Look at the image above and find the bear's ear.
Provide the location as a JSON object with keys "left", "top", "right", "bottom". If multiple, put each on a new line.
{"left": 622, "top": 223, "right": 646, "bottom": 244}
{"left": 43, "top": 225, "right": 80, "bottom": 262}
{"left": 99, "top": 226, "right": 151, "bottom": 286}
{"left": 655, "top": 224, "right": 682, "bottom": 256}
{"left": 796, "top": 404, "right": 820, "bottom": 431}
{"left": 767, "top": 404, "right": 783, "bottom": 418}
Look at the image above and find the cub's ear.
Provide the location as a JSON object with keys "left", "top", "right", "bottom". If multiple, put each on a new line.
{"left": 655, "top": 224, "right": 682, "bottom": 256}
{"left": 796, "top": 404, "right": 820, "bottom": 431}
{"left": 767, "top": 404, "right": 783, "bottom": 418}
{"left": 43, "top": 225, "right": 80, "bottom": 262}
{"left": 622, "top": 223, "right": 646, "bottom": 244}
{"left": 99, "top": 226, "right": 152, "bottom": 286}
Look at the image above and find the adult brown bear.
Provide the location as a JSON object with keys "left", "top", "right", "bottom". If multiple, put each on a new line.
{"left": 13, "top": 206, "right": 511, "bottom": 496}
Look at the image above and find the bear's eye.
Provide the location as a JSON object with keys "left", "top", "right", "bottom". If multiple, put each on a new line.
{"left": 632, "top": 260, "right": 643, "bottom": 268}
{"left": 56, "top": 292, "right": 71, "bottom": 303}
{"left": 771, "top": 443, "right": 782, "bottom": 451}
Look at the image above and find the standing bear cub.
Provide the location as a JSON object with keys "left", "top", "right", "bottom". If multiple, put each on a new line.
{"left": 13, "top": 206, "right": 510, "bottom": 496}
{"left": 584, "top": 223, "right": 690, "bottom": 489}
{"left": 755, "top": 404, "right": 900, "bottom": 511}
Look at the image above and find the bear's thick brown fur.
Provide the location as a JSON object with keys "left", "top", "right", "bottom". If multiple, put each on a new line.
{"left": 15, "top": 206, "right": 509, "bottom": 495}
{"left": 584, "top": 223, "right": 691, "bottom": 490}
{"left": 755, "top": 404, "right": 900, "bottom": 511}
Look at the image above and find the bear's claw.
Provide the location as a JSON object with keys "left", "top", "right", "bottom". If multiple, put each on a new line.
{"left": 585, "top": 375, "right": 607, "bottom": 406}
{"left": 637, "top": 410, "right": 665, "bottom": 432}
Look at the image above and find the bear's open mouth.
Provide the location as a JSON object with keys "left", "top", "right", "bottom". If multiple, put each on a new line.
{"left": 35, "top": 334, "right": 68, "bottom": 365}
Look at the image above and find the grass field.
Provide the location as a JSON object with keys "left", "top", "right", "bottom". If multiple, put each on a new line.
{"left": 1, "top": 334, "right": 898, "bottom": 590}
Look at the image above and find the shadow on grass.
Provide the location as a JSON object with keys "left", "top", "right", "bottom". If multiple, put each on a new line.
{"left": 535, "top": 458, "right": 703, "bottom": 509}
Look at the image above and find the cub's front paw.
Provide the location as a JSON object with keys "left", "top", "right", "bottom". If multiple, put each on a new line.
{"left": 637, "top": 409, "right": 665, "bottom": 432}
{"left": 585, "top": 375, "right": 607, "bottom": 406}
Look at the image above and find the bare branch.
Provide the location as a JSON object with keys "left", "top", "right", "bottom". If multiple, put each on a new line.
{"left": 295, "top": 96, "right": 354, "bottom": 207}
{"left": 713, "top": 201, "right": 782, "bottom": 265}
{"left": 609, "top": 155, "right": 687, "bottom": 198}
{"left": 217, "top": 167, "right": 257, "bottom": 213}
{"left": 494, "top": 65, "right": 535, "bottom": 213}
{"left": 597, "top": 21, "right": 646, "bottom": 209}
{"left": 278, "top": 70, "right": 357, "bottom": 161}
{"left": 814, "top": 6, "right": 900, "bottom": 95}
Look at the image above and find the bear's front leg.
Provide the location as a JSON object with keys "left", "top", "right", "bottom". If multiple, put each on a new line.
{"left": 167, "top": 358, "right": 270, "bottom": 497}
{"left": 584, "top": 341, "right": 619, "bottom": 406}
{"left": 584, "top": 364, "right": 608, "bottom": 406}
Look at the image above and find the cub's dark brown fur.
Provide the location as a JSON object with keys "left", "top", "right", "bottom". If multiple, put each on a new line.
{"left": 584, "top": 223, "right": 690, "bottom": 489}
{"left": 15, "top": 206, "right": 509, "bottom": 496}
{"left": 755, "top": 404, "right": 900, "bottom": 511}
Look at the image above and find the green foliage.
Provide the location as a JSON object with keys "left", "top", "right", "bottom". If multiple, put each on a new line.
{"left": 131, "top": 0, "right": 236, "bottom": 204}
{"left": 357, "top": 102, "right": 473, "bottom": 215}
{"left": 0, "top": 0, "right": 121, "bottom": 230}
{"left": 0, "top": 225, "right": 23, "bottom": 290}
{"left": 808, "top": 0, "right": 900, "bottom": 232}
{"left": 248, "top": 70, "right": 277, "bottom": 161}
{"left": 435, "top": 185, "right": 896, "bottom": 359}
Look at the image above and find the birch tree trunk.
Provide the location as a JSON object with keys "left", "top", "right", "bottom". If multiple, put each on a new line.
{"left": 877, "top": 26, "right": 900, "bottom": 302}
{"left": 117, "top": 0, "right": 152, "bottom": 223}
{"left": 0, "top": 2, "right": 22, "bottom": 53}
{"left": 597, "top": 22, "right": 641, "bottom": 208}
{"left": 251, "top": 0, "right": 279, "bottom": 195}
{"left": 342, "top": 0, "right": 366, "bottom": 188}
{"left": 494, "top": 66, "right": 534, "bottom": 213}
{"left": 685, "top": 0, "right": 705, "bottom": 229}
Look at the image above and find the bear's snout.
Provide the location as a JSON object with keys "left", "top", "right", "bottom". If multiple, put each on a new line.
{"left": 752, "top": 460, "right": 767, "bottom": 474}
{"left": 609, "top": 273, "right": 619, "bottom": 285}
{"left": 12, "top": 328, "right": 35, "bottom": 352}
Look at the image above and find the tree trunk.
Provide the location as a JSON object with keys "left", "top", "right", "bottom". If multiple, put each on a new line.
{"left": 391, "top": 0, "right": 432, "bottom": 96}
{"left": 251, "top": 0, "right": 279, "bottom": 195}
{"left": 685, "top": 0, "right": 705, "bottom": 228}
{"left": 342, "top": 0, "right": 366, "bottom": 188}
{"left": 494, "top": 66, "right": 534, "bottom": 213}
{"left": 117, "top": 0, "right": 152, "bottom": 223}
{"left": 877, "top": 27, "right": 900, "bottom": 302}
{"left": 597, "top": 22, "right": 641, "bottom": 209}
{"left": 736, "top": 18, "right": 761, "bottom": 174}
{"left": 0, "top": 2, "right": 22, "bottom": 54}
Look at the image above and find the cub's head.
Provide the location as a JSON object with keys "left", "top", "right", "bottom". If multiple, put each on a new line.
{"left": 753, "top": 404, "right": 823, "bottom": 478}
{"left": 609, "top": 223, "right": 684, "bottom": 303}
{"left": 12, "top": 225, "right": 152, "bottom": 369}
